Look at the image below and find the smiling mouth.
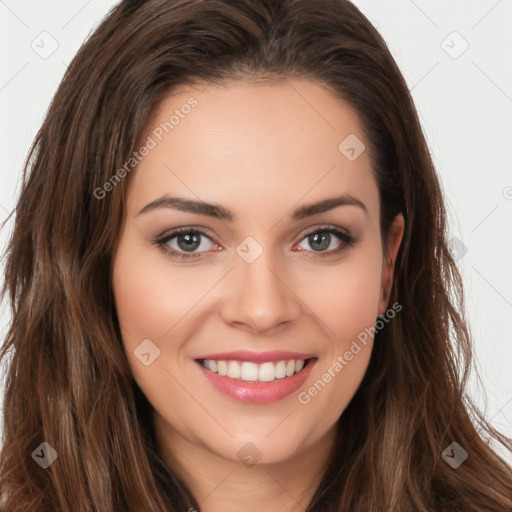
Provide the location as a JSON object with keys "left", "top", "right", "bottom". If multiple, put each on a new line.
{"left": 197, "top": 358, "right": 316, "bottom": 383}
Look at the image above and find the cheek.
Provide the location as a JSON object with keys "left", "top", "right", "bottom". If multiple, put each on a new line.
{"left": 112, "top": 241, "right": 192, "bottom": 418}
{"left": 295, "top": 247, "right": 382, "bottom": 416}
{"left": 112, "top": 238, "right": 213, "bottom": 344}
{"left": 113, "top": 252, "right": 169, "bottom": 343}
{"left": 303, "top": 248, "right": 383, "bottom": 346}
{"left": 299, "top": 342, "right": 372, "bottom": 436}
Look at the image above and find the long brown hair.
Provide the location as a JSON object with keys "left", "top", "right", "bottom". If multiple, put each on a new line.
{"left": 1, "top": 0, "right": 511, "bottom": 510}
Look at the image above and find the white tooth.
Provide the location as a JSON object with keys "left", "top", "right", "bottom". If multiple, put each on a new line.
{"left": 212, "top": 359, "right": 306, "bottom": 381}
{"left": 275, "top": 360, "right": 287, "bottom": 379}
{"left": 241, "top": 362, "right": 259, "bottom": 381}
{"left": 259, "top": 362, "right": 276, "bottom": 382}
{"left": 227, "top": 361, "right": 241, "bottom": 379}
{"left": 217, "top": 360, "right": 228, "bottom": 376}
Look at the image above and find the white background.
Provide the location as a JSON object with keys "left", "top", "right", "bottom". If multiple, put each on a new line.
{"left": 0, "top": 0, "right": 511, "bottom": 459}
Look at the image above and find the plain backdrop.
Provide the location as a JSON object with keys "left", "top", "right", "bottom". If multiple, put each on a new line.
{"left": 0, "top": 0, "right": 511, "bottom": 461}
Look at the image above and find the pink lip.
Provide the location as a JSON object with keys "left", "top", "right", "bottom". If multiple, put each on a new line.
{"left": 196, "top": 358, "right": 317, "bottom": 404}
{"left": 194, "top": 350, "right": 315, "bottom": 364}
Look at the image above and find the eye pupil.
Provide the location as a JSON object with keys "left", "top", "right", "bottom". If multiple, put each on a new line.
{"left": 309, "top": 232, "right": 330, "bottom": 251}
{"left": 178, "top": 233, "right": 200, "bottom": 251}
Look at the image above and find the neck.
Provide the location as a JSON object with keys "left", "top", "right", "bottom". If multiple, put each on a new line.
{"left": 153, "top": 412, "right": 338, "bottom": 512}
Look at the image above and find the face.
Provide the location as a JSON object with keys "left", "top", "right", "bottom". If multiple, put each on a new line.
{"left": 112, "top": 79, "right": 404, "bottom": 467}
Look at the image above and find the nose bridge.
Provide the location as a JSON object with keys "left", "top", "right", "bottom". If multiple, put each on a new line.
{"left": 220, "top": 237, "right": 302, "bottom": 332}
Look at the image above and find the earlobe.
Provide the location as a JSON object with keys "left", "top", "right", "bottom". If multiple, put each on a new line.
{"left": 379, "top": 213, "right": 405, "bottom": 313}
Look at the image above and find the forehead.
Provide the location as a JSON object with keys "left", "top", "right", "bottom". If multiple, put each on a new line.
{"left": 127, "top": 79, "right": 378, "bottom": 220}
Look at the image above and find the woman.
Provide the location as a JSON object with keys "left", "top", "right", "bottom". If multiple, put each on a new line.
{"left": 1, "top": 0, "right": 511, "bottom": 510}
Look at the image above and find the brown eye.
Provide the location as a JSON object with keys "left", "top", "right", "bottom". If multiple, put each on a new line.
{"left": 296, "top": 227, "right": 355, "bottom": 256}
{"left": 156, "top": 228, "right": 220, "bottom": 260}
{"left": 175, "top": 232, "right": 202, "bottom": 252}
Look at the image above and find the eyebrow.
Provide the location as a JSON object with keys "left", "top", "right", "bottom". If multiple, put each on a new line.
{"left": 137, "top": 194, "right": 367, "bottom": 221}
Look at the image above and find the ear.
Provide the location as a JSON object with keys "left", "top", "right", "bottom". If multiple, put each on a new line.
{"left": 378, "top": 213, "right": 405, "bottom": 315}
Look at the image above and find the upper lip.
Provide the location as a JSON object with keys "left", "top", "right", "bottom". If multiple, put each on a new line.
{"left": 195, "top": 350, "right": 316, "bottom": 364}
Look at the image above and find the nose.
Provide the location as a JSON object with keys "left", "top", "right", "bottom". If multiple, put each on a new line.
{"left": 220, "top": 249, "right": 302, "bottom": 334}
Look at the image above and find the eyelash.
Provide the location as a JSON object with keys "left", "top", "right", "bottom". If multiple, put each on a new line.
{"left": 155, "top": 225, "right": 356, "bottom": 261}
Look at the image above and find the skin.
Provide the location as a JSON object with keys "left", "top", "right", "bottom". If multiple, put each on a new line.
{"left": 112, "top": 78, "right": 404, "bottom": 512}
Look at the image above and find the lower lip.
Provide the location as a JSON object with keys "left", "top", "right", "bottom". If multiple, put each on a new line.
{"left": 196, "top": 359, "right": 316, "bottom": 404}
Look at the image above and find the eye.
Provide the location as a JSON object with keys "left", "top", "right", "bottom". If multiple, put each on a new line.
{"left": 155, "top": 225, "right": 356, "bottom": 261}
{"left": 156, "top": 228, "right": 220, "bottom": 260}
{"left": 294, "top": 226, "right": 355, "bottom": 257}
